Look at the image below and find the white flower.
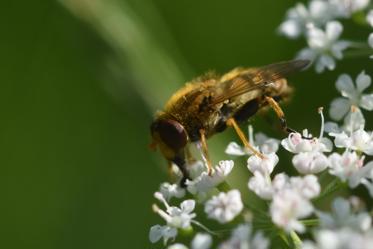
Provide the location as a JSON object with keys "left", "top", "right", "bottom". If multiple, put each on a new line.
{"left": 225, "top": 127, "right": 280, "bottom": 156}
{"left": 248, "top": 171, "right": 274, "bottom": 200}
{"left": 316, "top": 197, "right": 372, "bottom": 232}
{"left": 328, "top": 151, "right": 370, "bottom": 186}
{"left": 149, "top": 225, "right": 177, "bottom": 244}
{"left": 188, "top": 160, "right": 208, "bottom": 179}
{"left": 204, "top": 189, "right": 243, "bottom": 224}
{"left": 290, "top": 174, "right": 321, "bottom": 199}
{"left": 159, "top": 182, "right": 186, "bottom": 201}
{"left": 254, "top": 133, "right": 280, "bottom": 154}
{"left": 351, "top": 161, "right": 373, "bottom": 195}
{"left": 305, "top": 228, "right": 373, "bottom": 249}
{"left": 292, "top": 151, "right": 329, "bottom": 174}
{"left": 153, "top": 192, "right": 196, "bottom": 229}
{"left": 149, "top": 193, "right": 198, "bottom": 244}
{"left": 167, "top": 243, "right": 188, "bottom": 249}
{"left": 281, "top": 131, "right": 332, "bottom": 153}
{"left": 270, "top": 189, "right": 314, "bottom": 233}
{"left": 225, "top": 141, "right": 248, "bottom": 156}
{"left": 247, "top": 153, "right": 279, "bottom": 175}
{"left": 218, "top": 224, "right": 269, "bottom": 249}
{"left": 367, "top": 9, "right": 373, "bottom": 53}
{"left": 297, "top": 21, "right": 349, "bottom": 73}
{"left": 191, "top": 233, "right": 212, "bottom": 249}
{"left": 367, "top": 9, "right": 373, "bottom": 27}
{"left": 249, "top": 173, "right": 320, "bottom": 200}
{"left": 330, "top": 129, "right": 373, "bottom": 155}
{"left": 329, "top": 0, "right": 370, "bottom": 17}
{"left": 329, "top": 71, "right": 373, "bottom": 120}
{"left": 278, "top": 1, "right": 334, "bottom": 39}
{"left": 186, "top": 160, "right": 234, "bottom": 199}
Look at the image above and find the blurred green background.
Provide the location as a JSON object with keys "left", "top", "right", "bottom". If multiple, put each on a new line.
{"left": 1, "top": 0, "right": 372, "bottom": 248}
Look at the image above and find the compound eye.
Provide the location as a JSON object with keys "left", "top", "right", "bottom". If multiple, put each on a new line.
{"left": 151, "top": 119, "right": 188, "bottom": 150}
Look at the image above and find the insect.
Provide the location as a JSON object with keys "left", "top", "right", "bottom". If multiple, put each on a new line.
{"left": 150, "top": 60, "right": 309, "bottom": 186}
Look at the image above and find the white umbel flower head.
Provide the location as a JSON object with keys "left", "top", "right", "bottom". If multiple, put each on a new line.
{"left": 329, "top": 0, "right": 370, "bottom": 17}
{"left": 329, "top": 71, "right": 373, "bottom": 121}
{"left": 298, "top": 21, "right": 349, "bottom": 73}
{"left": 316, "top": 197, "right": 372, "bottom": 232}
{"left": 225, "top": 126, "right": 280, "bottom": 156}
{"left": 204, "top": 189, "right": 243, "bottom": 224}
{"left": 186, "top": 160, "right": 234, "bottom": 199}
{"left": 305, "top": 228, "right": 373, "bottom": 249}
{"left": 270, "top": 189, "right": 314, "bottom": 233}
{"left": 218, "top": 224, "right": 270, "bottom": 249}
{"left": 278, "top": 1, "right": 334, "bottom": 39}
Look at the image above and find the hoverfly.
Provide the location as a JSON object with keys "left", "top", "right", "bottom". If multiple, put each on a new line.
{"left": 150, "top": 60, "right": 309, "bottom": 186}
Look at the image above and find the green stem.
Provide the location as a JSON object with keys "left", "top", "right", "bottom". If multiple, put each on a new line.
{"left": 315, "top": 178, "right": 344, "bottom": 203}
{"left": 290, "top": 230, "right": 303, "bottom": 249}
{"left": 279, "top": 231, "right": 290, "bottom": 247}
{"left": 301, "top": 218, "right": 319, "bottom": 227}
{"left": 344, "top": 49, "right": 373, "bottom": 58}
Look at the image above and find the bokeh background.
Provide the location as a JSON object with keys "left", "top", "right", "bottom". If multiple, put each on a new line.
{"left": 1, "top": 0, "right": 372, "bottom": 248}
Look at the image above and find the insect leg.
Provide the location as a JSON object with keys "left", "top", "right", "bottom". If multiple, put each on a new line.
{"left": 185, "top": 145, "right": 197, "bottom": 166}
{"left": 199, "top": 129, "right": 213, "bottom": 175}
{"left": 264, "top": 96, "right": 298, "bottom": 134}
{"left": 226, "top": 117, "right": 264, "bottom": 159}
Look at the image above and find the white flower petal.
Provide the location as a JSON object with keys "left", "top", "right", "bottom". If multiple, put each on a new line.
{"left": 336, "top": 74, "right": 355, "bottom": 97}
{"left": 167, "top": 243, "right": 188, "bottom": 249}
{"left": 279, "top": 19, "right": 301, "bottom": 39}
{"left": 180, "top": 200, "right": 196, "bottom": 214}
{"left": 360, "top": 94, "right": 373, "bottom": 110}
{"left": 331, "top": 41, "right": 349, "bottom": 59}
{"left": 292, "top": 152, "right": 329, "bottom": 174}
{"left": 329, "top": 97, "right": 350, "bottom": 120}
{"left": 356, "top": 71, "right": 371, "bottom": 93}
{"left": 316, "top": 54, "right": 335, "bottom": 73}
{"left": 248, "top": 171, "right": 273, "bottom": 200}
{"left": 367, "top": 10, "right": 373, "bottom": 27}
{"left": 343, "top": 109, "right": 365, "bottom": 132}
{"left": 205, "top": 190, "right": 243, "bottom": 224}
{"left": 326, "top": 21, "right": 343, "bottom": 41}
{"left": 225, "top": 142, "right": 246, "bottom": 156}
{"left": 191, "top": 233, "right": 212, "bottom": 249}
{"left": 368, "top": 33, "right": 373, "bottom": 48}
{"left": 247, "top": 153, "right": 279, "bottom": 175}
{"left": 324, "top": 122, "right": 341, "bottom": 133}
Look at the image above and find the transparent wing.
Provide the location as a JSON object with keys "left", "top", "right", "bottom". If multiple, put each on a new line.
{"left": 210, "top": 60, "right": 309, "bottom": 105}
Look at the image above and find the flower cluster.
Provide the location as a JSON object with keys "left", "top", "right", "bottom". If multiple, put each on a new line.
{"left": 279, "top": 0, "right": 372, "bottom": 72}
{"left": 148, "top": 1, "right": 373, "bottom": 248}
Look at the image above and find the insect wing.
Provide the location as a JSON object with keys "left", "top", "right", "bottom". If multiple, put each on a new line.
{"left": 211, "top": 60, "right": 309, "bottom": 105}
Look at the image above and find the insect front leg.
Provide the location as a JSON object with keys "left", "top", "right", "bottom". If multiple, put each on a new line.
{"left": 198, "top": 129, "right": 213, "bottom": 175}
{"left": 226, "top": 117, "right": 264, "bottom": 159}
{"left": 172, "top": 152, "right": 191, "bottom": 187}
